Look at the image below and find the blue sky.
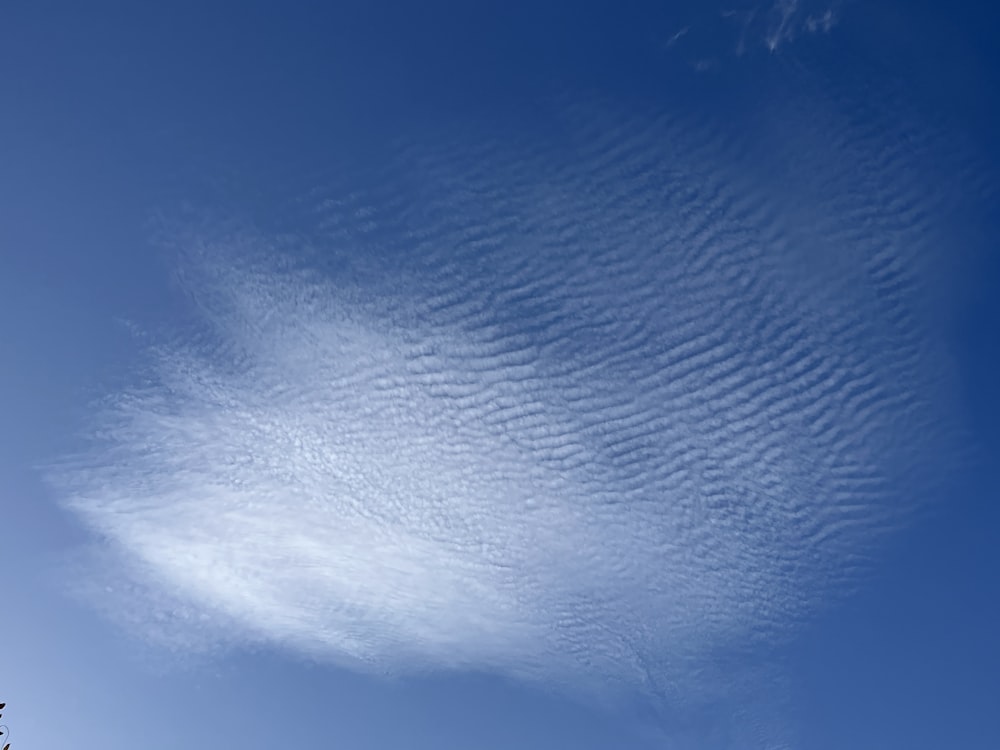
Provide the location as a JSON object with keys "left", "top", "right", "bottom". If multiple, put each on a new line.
{"left": 2, "top": 2, "right": 998, "bottom": 748}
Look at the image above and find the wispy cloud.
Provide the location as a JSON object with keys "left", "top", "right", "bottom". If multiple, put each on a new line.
{"left": 765, "top": 0, "right": 840, "bottom": 50}
{"left": 668, "top": 1, "right": 841, "bottom": 63}
{"left": 804, "top": 8, "right": 837, "bottom": 34}
{"left": 49, "top": 97, "right": 962, "bottom": 743}
{"left": 765, "top": 0, "right": 801, "bottom": 51}
{"left": 664, "top": 25, "right": 692, "bottom": 49}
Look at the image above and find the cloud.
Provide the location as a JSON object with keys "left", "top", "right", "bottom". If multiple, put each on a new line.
{"left": 765, "top": 0, "right": 800, "bottom": 51}
{"left": 664, "top": 25, "right": 692, "bottom": 49}
{"left": 667, "top": 1, "right": 841, "bottom": 61}
{"left": 804, "top": 9, "right": 837, "bottom": 34}
{"left": 765, "top": 1, "right": 840, "bottom": 50}
{"left": 771, "top": 0, "right": 843, "bottom": 49}
{"left": 48, "top": 95, "right": 965, "bottom": 743}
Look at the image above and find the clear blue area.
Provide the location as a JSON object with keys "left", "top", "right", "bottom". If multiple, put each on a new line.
{"left": 2, "top": 2, "right": 998, "bottom": 748}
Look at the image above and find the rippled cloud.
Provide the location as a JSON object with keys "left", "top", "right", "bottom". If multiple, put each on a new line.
{"left": 48, "top": 94, "right": 968, "bottom": 744}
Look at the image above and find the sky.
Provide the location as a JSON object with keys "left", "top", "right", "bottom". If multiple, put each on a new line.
{"left": 1, "top": 2, "right": 998, "bottom": 748}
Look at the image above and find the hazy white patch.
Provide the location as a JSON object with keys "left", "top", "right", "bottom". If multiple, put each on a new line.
{"left": 805, "top": 9, "right": 837, "bottom": 33}
{"left": 765, "top": 0, "right": 795, "bottom": 50}
{"left": 664, "top": 25, "right": 691, "bottom": 48}
{"left": 666, "top": 2, "right": 842, "bottom": 59}
{"left": 721, "top": 7, "right": 758, "bottom": 56}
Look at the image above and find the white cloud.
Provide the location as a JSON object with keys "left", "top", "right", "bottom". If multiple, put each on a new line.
{"left": 665, "top": 2, "right": 842, "bottom": 60}
{"left": 49, "top": 99, "right": 962, "bottom": 742}
{"left": 766, "top": 0, "right": 800, "bottom": 51}
{"left": 664, "top": 25, "right": 691, "bottom": 49}
{"left": 805, "top": 9, "right": 837, "bottom": 33}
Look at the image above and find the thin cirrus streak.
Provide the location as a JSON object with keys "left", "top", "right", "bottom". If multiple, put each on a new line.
{"left": 49, "top": 90, "right": 968, "bottom": 728}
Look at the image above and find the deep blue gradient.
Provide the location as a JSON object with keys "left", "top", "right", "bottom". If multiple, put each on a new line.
{"left": 2, "top": 2, "right": 998, "bottom": 748}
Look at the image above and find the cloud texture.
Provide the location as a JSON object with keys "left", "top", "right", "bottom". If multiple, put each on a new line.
{"left": 49, "top": 92, "right": 969, "bottom": 739}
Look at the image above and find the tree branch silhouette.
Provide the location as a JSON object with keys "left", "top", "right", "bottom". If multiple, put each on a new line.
{"left": 0, "top": 700, "right": 11, "bottom": 750}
